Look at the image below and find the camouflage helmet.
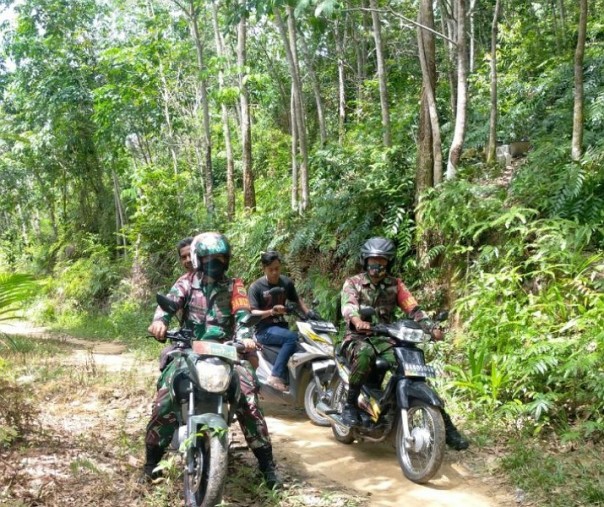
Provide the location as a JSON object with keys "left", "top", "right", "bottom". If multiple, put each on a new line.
{"left": 190, "top": 232, "right": 231, "bottom": 271}
{"left": 360, "top": 237, "right": 396, "bottom": 269}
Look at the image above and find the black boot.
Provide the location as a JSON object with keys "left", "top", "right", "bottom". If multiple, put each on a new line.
{"left": 252, "top": 445, "right": 282, "bottom": 490}
{"left": 341, "top": 387, "right": 361, "bottom": 427}
{"left": 442, "top": 409, "right": 469, "bottom": 450}
{"left": 140, "top": 444, "right": 165, "bottom": 482}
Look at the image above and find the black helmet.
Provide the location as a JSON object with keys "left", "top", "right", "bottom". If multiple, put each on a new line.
{"left": 360, "top": 237, "right": 396, "bottom": 269}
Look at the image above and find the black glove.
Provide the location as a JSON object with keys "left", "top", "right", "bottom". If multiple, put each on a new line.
{"left": 306, "top": 309, "right": 322, "bottom": 321}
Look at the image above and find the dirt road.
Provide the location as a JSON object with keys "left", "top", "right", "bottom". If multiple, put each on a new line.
{"left": 1, "top": 323, "right": 515, "bottom": 506}
{"left": 263, "top": 400, "right": 512, "bottom": 507}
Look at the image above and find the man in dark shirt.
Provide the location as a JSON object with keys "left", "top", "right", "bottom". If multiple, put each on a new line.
{"left": 248, "top": 251, "right": 311, "bottom": 392}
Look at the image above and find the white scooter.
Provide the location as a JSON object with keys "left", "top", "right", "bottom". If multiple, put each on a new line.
{"left": 254, "top": 290, "right": 338, "bottom": 426}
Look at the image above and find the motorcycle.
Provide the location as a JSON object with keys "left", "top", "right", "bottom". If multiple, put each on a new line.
{"left": 316, "top": 309, "right": 448, "bottom": 484}
{"left": 254, "top": 288, "right": 338, "bottom": 426}
{"left": 154, "top": 293, "right": 261, "bottom": 507}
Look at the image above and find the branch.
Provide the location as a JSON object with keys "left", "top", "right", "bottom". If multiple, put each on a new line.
{"left": 345, "top": 7, "right": 456, "bottom": 45}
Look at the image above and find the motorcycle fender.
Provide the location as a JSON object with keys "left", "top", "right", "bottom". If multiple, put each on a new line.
{"left": 396, "top": 379, "right": 444, "bottom": 409}
{"left": 187, "top": 413, "right": 228, "bottom": 447}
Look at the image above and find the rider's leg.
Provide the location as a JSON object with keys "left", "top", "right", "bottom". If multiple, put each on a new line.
{"left": 142, "top": 384, "right": 178, "bottom": 480}
{"left": 441, "top": 408, "right": 470, "bottom": 450}
{"left": 256, "top": 325, "right": 298, "bottom": 389}
{"left": 341, "top": 340, "right": 375, "bottom": 425}
{"left": 235, "top": 363, "right": 282, "bottom": 489}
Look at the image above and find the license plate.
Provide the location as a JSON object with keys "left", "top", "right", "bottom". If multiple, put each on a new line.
{"left": 192, "top": 341, "right": 238, "bottom": 361}
{"left": 403, "top": 363, "right": 436, "bottom": 378}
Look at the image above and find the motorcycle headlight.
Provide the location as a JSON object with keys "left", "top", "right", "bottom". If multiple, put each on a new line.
{"left": 195, "top": 357, "right": 232, "bottom": 393}
{"left": 396, "top": 327, "right": 426, "bottom": 343}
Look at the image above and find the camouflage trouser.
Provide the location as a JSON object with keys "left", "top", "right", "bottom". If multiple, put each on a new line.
{"left": 145, "top": 359, "right": 271, "bottom": 452}
{"left": 343, "top": 336, "right": 396, "bottom": 388}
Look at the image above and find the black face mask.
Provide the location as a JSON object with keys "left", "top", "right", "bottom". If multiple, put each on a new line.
{"left": 367, "top": 263, "right": 387, "bottom": 278}
{"left": 202, "top": 258, "right": 226, "bottom": 279}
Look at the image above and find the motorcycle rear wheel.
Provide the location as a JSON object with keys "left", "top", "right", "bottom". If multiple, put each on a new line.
{"left": 330, "top": 379, "right": 355, "bottom": 444}
{"left": 396, "top": 401, "right": 445, "bottom": 484}
{"left": 304, "top": 379, "right": 331, "bottom": 427}
{"left": 184, "top": 433, "right": 228, "bottom": 507}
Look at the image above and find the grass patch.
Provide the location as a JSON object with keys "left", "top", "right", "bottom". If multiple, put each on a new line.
{"left": 500, "top": 435, "right": 604, "bottom": 506}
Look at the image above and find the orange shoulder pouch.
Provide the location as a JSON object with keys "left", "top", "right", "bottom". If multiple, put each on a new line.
{"left": 231, "top": 278, "right": 251, "bottom": 313}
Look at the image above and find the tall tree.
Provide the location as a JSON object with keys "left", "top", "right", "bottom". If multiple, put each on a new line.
{"left": 416, "top": 0, "right": 443, "bottom": 193}
{"left": 237, "top": 0, "right": 256, "bottom": 211}
{"left": 446, "top": 0, "right": 468, "bottom": 180}
{"left": 300, "top": 33, "right": 327, "bottom": 147}
{"left": 211, "top": 0, "right": 236, "bottom": 219}
{"left": 275, "top": 5, "right": 309, "bottom": 212}
{"left": 369, "top": 0, "right": 391, "bottom": 147}
{"left": 486, "top": 0, "right": 501, "bottom": 165}
{"left": 571, "top": 0, "right": 587, "bottom": 161}
{"left": 172, "top": 0, "right": 215, "bottom": 213}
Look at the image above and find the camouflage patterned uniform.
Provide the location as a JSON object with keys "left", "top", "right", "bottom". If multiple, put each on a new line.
{"left": 341, "top": 272, "right": 429, "bottom": 387}
{"left": 145, "top": 273, "right": 271, "bottom": 453}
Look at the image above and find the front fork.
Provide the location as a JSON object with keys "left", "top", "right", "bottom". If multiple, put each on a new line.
{"left": 396, "top": 379, "right": 444, "bottom": 450}
{"left": 183, "top": 383, "right": 228, "bottom": 477}
{"left": 186, "top": 384, "right": 196, "bottom": 476}
{"left": 312, "top": 359, "right": 336, "bottom": 402}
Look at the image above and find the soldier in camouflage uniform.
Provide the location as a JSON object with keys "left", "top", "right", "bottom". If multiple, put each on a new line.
{"left": 340, "top": 237, "right": 469, "bottom": 450}
{"left": 143, "top": 232, "right": 280, "bottom": 487}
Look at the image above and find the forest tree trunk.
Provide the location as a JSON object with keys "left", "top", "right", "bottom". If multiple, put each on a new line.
{"left": 446, "top": 0, "right": 468, "bottom": 180}
{"left": 486, "top": 0, "right": 501, "bottom": 165}
{"left": 571, "top": 0, "right": 587, "bottom": 161}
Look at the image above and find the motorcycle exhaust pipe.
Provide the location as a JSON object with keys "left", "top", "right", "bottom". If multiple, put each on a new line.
{"left": 316, "top": 401, "right": 346, "bottom": 427}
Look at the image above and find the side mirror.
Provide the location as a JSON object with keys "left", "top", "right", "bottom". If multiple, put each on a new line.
{"left": 359, "top": 307, "right": 376, "bottom": 322}
{"left": 435, "top": 310, "right": 449, "bottom": 322}
{"left": 240, "top": 313, "right": 263, "bottom": 327}
{"left": 156, "top": 293, "right": 179, "bottom": 314}
{"left": 268, "top": 287, "right": 285, "bottom": 297}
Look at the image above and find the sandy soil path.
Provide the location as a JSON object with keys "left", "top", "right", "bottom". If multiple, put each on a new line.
{"left": 1, "top": 321, "right": 515, "bottom": 506}
{"left": 263, "top": 400, "right": 513, "bottom": 507}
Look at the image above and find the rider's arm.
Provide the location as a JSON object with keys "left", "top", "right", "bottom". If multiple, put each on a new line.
{"left": 232, "top": 279, "right": 256, "bottom": 350}
{"left": 341, "top": 277, "right": 370, "bottom": 330}
{"left": 248, "top": 280, "right": 277, "bottom": 319}
{"left": 149, "top": 275, "right": 192, "bottom": 340}
{"left": 395, "top": 279, "right": 441, "bottom": 338}
{"left": 396, "top": 279, "right": 428, "bottom": 321}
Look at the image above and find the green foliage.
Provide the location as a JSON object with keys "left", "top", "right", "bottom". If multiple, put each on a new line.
{"left": 510, "top": 142, "right": 604, "bottom": 244}
{"left": 0, "top": 273, "right": 37, "bottom": 321}
{"left": 500, "top": 438, "right": 604, "bottom": 507}
{"left": 423, "top": 180, "right": 604, "bottom": 433}
{"left": 49, "top": 234, "right": 123, "bottom": 312}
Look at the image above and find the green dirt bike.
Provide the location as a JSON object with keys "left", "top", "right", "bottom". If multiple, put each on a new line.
{"left": 155, "top": 294, "right": 260, "bottom": 507}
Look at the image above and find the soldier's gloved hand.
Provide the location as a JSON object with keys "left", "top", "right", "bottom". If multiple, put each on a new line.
{"left": 148, "top": 320, "right": 168, "bottom": 342}
{"left": 306, "top": 309, "right": 322, "bottom": 321}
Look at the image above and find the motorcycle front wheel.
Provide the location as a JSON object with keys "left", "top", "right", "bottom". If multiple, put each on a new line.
{"left": 304, "top": 379, "right": 331, "bottom": 427}
{"left": 330, "top": 378, "right": 355, "bottom": 444}
{"left": 184, "top": 432, "right": 228, "bottom": 507}
{"left": 396, "top": 401, "right": 445, "bottom": 484}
